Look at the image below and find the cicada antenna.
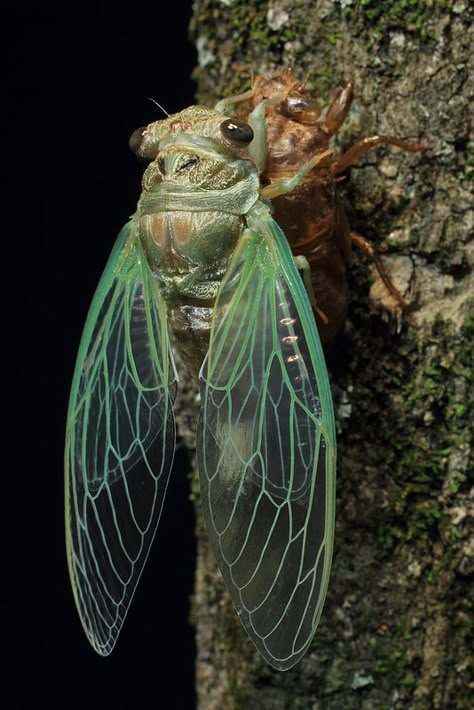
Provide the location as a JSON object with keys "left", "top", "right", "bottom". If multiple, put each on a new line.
{"left": 147, "top": 97, "right": 170, "bottom": 117}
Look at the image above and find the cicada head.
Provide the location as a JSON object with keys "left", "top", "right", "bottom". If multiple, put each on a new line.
{"left": 250, "top": 68, "right": 321, "bottom": 125}
{"left": 129, "top": 105, "right": 254, "bottom": 161}
{"left": 130, "top": 105, "right": 259, "bottom": 198}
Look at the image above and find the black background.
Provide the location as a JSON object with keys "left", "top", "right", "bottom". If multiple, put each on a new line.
{"left": 11, "top": 3, "right": 200, "bottom": 707}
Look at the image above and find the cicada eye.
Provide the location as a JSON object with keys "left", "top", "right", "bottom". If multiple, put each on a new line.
{"left": 286, "top": 97, "right": 309, "bottom": 111}
{"left": 220, "top": 118, "right": 254, "bottom": 146}
{"left": 282, "top": 95, "right": 320, "bottom": 122}
{"left": 129, "top": 126, "right": 147, "bottom": 155}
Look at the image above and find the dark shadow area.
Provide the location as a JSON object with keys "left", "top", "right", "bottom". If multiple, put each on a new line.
{"left": 11, "top": 2, "right": 198, "bottom": 707}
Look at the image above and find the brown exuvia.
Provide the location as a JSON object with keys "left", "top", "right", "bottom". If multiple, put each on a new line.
{"left": 235, "top": 68, "right": 425, "bottom": 343}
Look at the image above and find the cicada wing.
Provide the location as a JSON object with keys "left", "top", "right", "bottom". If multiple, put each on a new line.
{"left": 65, "top": 221, "right": 177, "bottom": 655}
{"left": 197, "top": 212, "right": 336, "bottom": 670}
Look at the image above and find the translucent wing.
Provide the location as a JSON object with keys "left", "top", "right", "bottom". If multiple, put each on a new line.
{"left": 65, "top": 221, "right": 177, "bottom": 655}
{"left": 197, "top": 210, "right": 336, "bottom": 670}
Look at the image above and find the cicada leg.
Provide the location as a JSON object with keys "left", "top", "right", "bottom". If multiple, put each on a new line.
{"left": 351, "top": 231, "right": 407, "bottom": 308}
{"left": 214, "top": 88, "right": 256, "bottom": 113}
{"left": 319, "top": 82, "right": 354, "bottom": 136}
{"left": 260, "top": 148, "right": 334, "bottom": 200}
{"left": 334, "top": 135, "right": 425, "bottom": 174}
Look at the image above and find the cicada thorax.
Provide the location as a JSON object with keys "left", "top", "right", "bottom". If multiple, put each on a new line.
{"left": 131, "top": 106, "right": 258, "bottom": 380}
{"left": 139, "top": 208, "right": 244, "bottom": 381}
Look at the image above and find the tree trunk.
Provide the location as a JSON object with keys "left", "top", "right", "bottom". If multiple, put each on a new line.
{"left": 177, "top": 2, "right": 473, "bottom": 708}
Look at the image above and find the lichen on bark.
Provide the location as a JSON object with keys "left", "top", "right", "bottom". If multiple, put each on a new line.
{"left": 176, "top": 2, "right": 473, "bottom": 708}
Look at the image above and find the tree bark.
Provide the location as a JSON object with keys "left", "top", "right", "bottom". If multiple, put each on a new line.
{"left": 177, "top": 2, "right": 473, "bottom": 708}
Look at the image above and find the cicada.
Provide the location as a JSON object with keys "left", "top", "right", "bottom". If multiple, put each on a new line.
{"left": 228, "top": 69, "right": 425, "bottom": 342}
{"left": 65, "top": 100, "right": 336, "bottom": 670}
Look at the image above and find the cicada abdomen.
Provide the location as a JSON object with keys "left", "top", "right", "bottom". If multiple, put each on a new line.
{"left": 236, "top": 68, "right": 425, "bottom": 343}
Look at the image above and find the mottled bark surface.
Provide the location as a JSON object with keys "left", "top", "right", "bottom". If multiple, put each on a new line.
{"left": 176, "top": 2, "right": 473, "bottom": 708}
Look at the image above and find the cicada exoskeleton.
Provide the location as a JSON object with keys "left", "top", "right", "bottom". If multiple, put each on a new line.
{"left": 229, "top": 68, "right": 425, "bottom": 342}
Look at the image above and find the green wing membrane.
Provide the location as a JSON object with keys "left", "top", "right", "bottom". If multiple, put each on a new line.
{"left": 197, "top": 210, "right": 336, "bottom": 670}
{"left": 65, "top": 222, "right": 177, "bottom": 655}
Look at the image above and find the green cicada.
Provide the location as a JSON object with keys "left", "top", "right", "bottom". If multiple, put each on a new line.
{"left": 65, "top": 96, "right": 336, "bottom": 671}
